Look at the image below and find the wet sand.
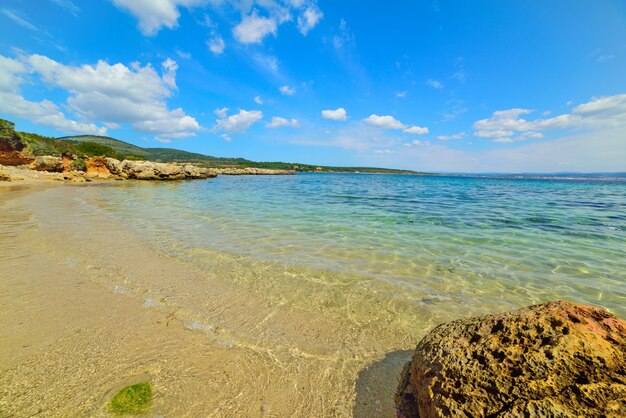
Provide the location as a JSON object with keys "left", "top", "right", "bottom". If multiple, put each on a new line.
{"left": 0, "top": 183, "right": 438, "bottom": 417}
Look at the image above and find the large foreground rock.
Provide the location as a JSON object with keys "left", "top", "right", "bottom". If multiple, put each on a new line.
{"left": 396, "top": 301, "right": 626, "bottom": 417}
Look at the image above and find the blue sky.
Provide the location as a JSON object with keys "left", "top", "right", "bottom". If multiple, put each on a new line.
{"left": 1, "top": 0, "right": 625, "bottom": 172}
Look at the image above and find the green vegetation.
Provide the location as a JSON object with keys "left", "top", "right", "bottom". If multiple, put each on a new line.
{"left": 2, "top": 118, "right": 429, "bottom": 174}
{"left": 0, "top": 119, "right": 24, "bottom": 151}
{"left": 108, "top": 382, "right": 152, "bottom": 415}
{"left": 70, "top": 158, "right": 87, "bottom": 171}
{"left": 73, "top": 142, "right": 119, "bottom": 159}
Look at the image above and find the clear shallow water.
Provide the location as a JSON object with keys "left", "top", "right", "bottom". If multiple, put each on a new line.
{"left": 95, "top": 173, "right": 626, "bottom": 316}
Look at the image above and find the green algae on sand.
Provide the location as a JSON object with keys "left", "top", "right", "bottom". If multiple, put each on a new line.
{"left": 108, "top": 382, "right": 152, "bottom": 415}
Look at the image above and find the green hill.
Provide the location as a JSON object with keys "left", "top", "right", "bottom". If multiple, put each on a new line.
{"left": 2, "top": 120, "right": 425, "bottom": 174}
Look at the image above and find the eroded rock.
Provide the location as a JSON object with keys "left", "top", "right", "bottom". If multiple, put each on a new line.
{"left": 102, "top": 158, "right": 216, "bottom": 180}
{"left": 396, "top": 301, "right": 626, "bottom": 417}
{"left": 30, "top": 156, "right": 64, "bottom": 172}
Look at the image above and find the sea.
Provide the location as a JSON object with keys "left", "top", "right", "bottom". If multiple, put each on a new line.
{"left": 96, "top": 172, "right": 626, "bottom": 318}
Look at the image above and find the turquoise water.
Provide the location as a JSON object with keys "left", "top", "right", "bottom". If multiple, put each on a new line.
{"left": 95, "top": 173, "right": 626, "bottom": 317}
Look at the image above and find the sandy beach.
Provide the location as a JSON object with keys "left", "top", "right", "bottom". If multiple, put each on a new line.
{"left": 0, "top": 182, "right": 430, "bottom": 417}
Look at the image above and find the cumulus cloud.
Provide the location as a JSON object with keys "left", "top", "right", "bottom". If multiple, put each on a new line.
{"left": 112, "top": 0, "right": 324, "bottom": 44}
{"left": 213, "top": 108, "right": 263, "bottom": 134}
{"left": 403, "top": 125, "right": 429, "bottom": 135}
{"left": 266, "top": 116, "right": 299, "bottom": 128}
{"left": 321, "top": 108, "right": 347, "bottom": 121}
{"left": 279, "top": 85, "right": 296, "bottom": 95}
{"left": 473, "top": 95, "right": 626, "bottom": 142}
{"left": 112, "top": 0, "right": 208, "bottom": 36}
{"left": 297, "top": 5, "right": 323, "bottom": 35}
{"left": 363, "top": 114, "right": 430, "bottom": 134}
{"left": 233, "top": 10, "right": 278, "bottom": 44}
{"left": 207, "top": 35, "right": 225, "bottom": 54}
{"left": 363, "top": 114, "right": 405, "bottom": 130}
{"left": 254, "top": 96, "right": 264, "bottom": 105}
{"left": 3, "top": 53, "right": 200, "bottom": 138}
{"left": 0, "top": 55, "right": 106, "bottom": 135}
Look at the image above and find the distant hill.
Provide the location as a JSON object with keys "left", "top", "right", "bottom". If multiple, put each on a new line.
{"left": 1, "top": 123, "right": 424, "bottom": 174}
{"left": 58, "top": 134, "right": 424, "bottom": 174}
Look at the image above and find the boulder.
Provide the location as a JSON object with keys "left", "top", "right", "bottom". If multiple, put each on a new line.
{"left": 396, "top": 301, "right": 626, "bottom": 417}
{"left": 30, "top": 156, "right": 64, "bottom": 172}
{"left": 104, "top": 157, "right": 124, "bottom": 176}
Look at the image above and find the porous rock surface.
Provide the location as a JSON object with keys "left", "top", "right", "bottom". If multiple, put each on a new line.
{"left": 395, "top": 301, "right": 626, "bottom": 417}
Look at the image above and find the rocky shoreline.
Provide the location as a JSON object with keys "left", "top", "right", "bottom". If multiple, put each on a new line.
{"left": 0, "top": 156, "right": 294, "bottom": 183}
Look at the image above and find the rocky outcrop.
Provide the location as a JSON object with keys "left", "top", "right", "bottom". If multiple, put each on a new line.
{"left": 213, "top": 167, "right": 295, "bottom": 175}
{"left": 30, "top": 156, "right": 64, "bottom": 172}
{"left": 103, "top": 158, "right": 216, "bottom": 180}
{"left": 396, "top": 301, "right": 626, "bottom": 417}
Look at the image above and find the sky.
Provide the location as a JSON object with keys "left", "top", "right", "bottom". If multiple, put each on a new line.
{"left": 1, "top": 0, "right": 625, "bottom": 173}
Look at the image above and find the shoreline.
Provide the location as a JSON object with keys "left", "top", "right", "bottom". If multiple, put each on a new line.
{"left": 0, "top": 183, "right": 427, "bottom": 416}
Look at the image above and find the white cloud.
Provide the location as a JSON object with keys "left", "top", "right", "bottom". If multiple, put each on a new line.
{"left": 297, "top": 5, "right": 323, "bottom": 35}
{"left": 254, "top": 96, "right": 264, "bottom": 105}
{"left": 18, "top": 54, "right": 200, "bottom": 137}
{"left": 213, "top": 108, "right": 263, "bottom": 134}
{"left": 403, "top": 125, "right": 429, "bottom": 135}
{"left": 363, "top": 114, "right": 405, "bottom": 130}
{"left": 279, "top": 85, "right": 296, "bottom": 95}
{"left": 427, "top": 79, "right": 443, "bottom": 89}
{"left": 112, "top": 0, "right": 208, "bottom": 36}
{"left": 473, "top": 95, "right": 626, "bottom": 142}
{"left": 0, "top": 55, "right": 106, "bottom": 135}
{"left": 396, "top": 91, "right": 407, "bottom": 98}
{"left": 266, "top": 116, "right": 299, "bottom": 128}
{"left": 321, "top": 108, "right": 347, "bottom": 121}
{"left": 374, "top": 149, "right": 394, "bottom": 154}
{"left": 474, "top": 129, "right": 515, "bottom": 138}
{"left": 207, "top": 35, "right": 225, "bottom": 54}
{"left": 437, "top": 132, "right": 466, "bottom": 141}
{"left": 233, "top": 10, "right": 278, "bottom": 44}
{"left": 363, "top": 114, "right": 429, "bottom": 134}
{"left": 161, "top": 58, "right": 178, "bottom": 89}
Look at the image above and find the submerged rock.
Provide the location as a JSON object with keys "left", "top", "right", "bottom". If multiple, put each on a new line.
{"left": 395, "top": 301, "right": 626, "bottom": 417}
